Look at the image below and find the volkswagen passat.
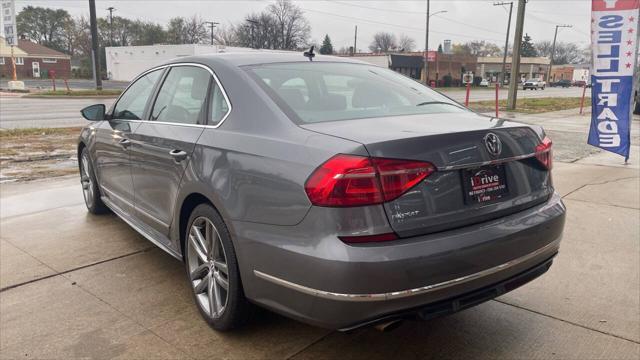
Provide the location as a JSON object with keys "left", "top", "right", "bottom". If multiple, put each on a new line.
{"left": 78, "top": 53, "right": 565, "bottom": 331}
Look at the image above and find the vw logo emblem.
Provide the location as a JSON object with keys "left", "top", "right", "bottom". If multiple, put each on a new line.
{"left": 484, "top": 133, "right": 502, "bottom": 157}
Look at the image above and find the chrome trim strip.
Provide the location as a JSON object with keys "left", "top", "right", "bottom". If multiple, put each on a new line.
{"left": 110, "top": 62, "right": 232, "bottom": 129}
{"left": 253, "top": 240, "right": 558, "bottom": 302}
{"left": 439, "top": 152, "right": 537, "bottom": 171}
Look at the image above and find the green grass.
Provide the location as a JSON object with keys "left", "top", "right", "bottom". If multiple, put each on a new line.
{"left": 27, "top": 89, "right": 122, "bottom": 97}
{"left": 468, "top": 97, "right": 590, "bottom": 114}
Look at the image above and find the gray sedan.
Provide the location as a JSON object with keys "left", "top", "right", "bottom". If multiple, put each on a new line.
{"left": 78, "top": 52, "right": 565, "bottom": 331}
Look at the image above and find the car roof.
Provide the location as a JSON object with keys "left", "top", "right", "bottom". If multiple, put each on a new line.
{"left": 163, "top": 51, "right": 373, "bottom": 68}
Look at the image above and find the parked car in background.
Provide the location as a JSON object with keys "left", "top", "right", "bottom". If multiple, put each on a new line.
{"left": 523, "top": 79, "right": 546, "bottom": 90}
{"left": 77, "top": 53, "right": 565, "bottom": 332}
{"left": 572, "top": 80, "right": 587, "bottom": 87}
{"left": 550, "top": 79, "right": 572, "bottom": 88}
{"left": 479, "top": 79, "right": 489, "bottom": 87}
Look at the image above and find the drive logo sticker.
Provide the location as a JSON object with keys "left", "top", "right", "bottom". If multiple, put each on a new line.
{"left": 588, "top": 0, "right": 639, "bottom": 160}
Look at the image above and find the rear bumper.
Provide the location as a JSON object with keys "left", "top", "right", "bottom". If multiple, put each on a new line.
{"left": 233, "top": 192, "right": 565, "bottom": 329}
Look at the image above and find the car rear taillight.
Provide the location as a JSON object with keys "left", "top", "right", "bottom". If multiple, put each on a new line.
{"left": 305, "top": 154, "right": 435, "bottom": 207}
{"left": 535, "top": 136, "right": 553, "bottom": 170}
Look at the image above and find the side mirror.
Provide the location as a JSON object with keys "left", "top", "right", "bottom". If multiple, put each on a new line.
{"left": 81, "top": 104, "right": 106, "bottom": 121}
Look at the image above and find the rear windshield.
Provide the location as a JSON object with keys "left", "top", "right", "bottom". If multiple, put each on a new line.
{"left": 246, "top": 62, "right": 467, "bottom": 124}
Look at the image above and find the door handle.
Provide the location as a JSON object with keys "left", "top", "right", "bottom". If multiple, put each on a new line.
{"left": 169, "top": 149, "right": 188, "bottom": 162}
{"left": 118, "top": 138, "right": 131, "bottom": 148}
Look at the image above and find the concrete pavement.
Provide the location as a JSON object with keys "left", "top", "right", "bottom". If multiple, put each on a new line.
{"left": 1, "top": 148, "right": 639, "bottom": 358}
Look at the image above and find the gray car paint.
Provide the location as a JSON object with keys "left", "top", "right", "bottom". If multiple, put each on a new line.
{"left": 78, "top": 53, "right": 565, "bottom": 330}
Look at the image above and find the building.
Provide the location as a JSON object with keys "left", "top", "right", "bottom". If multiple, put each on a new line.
{"left": 106, "top": 44, "right": 305, "bottom": 81}
{"left": 549, "top": 65, "right": 574, "bottom": 82}
{"left": 477, "top": 56, "right": 551, "bottom": 83}
{"left": 389, "top": 52, "right": 477, "bottom": 86}
{"left": 0, "top": 37, "right": 71, "bottom": 79}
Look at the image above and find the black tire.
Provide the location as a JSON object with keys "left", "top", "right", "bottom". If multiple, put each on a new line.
{"left": 79, "top": 147, "right": 109, "bottom": 214}
{"left": 634, "top": 100, "right": 640, "bottom": 115}
{"left": 184, "top": 203, "right": 252, "bottom": 331}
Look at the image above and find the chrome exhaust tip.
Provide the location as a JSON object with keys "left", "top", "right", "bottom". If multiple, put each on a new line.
{"left": 373, "top": 319, "right": 403, "bottom": 332}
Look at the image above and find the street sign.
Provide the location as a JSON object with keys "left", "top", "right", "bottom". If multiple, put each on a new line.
{"left": 588, "top": 0, "right": 639, "bottom": 161}
{"left": 1, "top": 0, "right": 17, "bottom": 45}
{"left": 462, "top": 71, "right": 474, "bottom": 84}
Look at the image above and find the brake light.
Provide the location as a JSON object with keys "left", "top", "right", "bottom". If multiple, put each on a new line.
{"left": 305, "top": 154, "right": 435, "bottom": 207}
{"left": 535, "top": 136, "right": 553, "bottom": 170}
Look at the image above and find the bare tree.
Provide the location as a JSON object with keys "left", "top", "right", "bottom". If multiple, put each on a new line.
{"left": 452, "top": 40, "right": 502, "bottom": 57}
{"left": 234, "top": 0, "right": 310, "bottom": 50}
{"left": 369, "top": 32, "right": 396, "bottom": 53}
{"left": 215, "top": 24, "right": 239, "bottom": 46}
{"left": 537, "top": 40, "right": 583, "bottom": 64}
{"left": 267, "top": 0, "right": 310, "bottom": 49}
{"left": 398, "top": 34, "right": 416, "bottom": 52}
{"left": 185, "top": 15, "right": 207, "bottom": 44}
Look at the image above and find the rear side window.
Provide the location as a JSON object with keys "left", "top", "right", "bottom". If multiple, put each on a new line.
{"left": 112, "top": 69, "right": 162, "bottom": 120}
{"left": 209, "top": 82, "right": 230, "bottom": 126}
{"left": 151, "top": 66, "right": 211, "bottom": 125}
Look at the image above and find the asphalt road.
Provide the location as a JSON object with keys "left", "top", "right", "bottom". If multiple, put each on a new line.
{"left": 0, "top": 96, "right": 115, "bottom": 129}
{"left": 1, "top": 145, "right": 638, "bottom": 359}
{"left": 444, "top": 86, "right": 585, "bottom": 102}
{"left": 0, "top": 79, "right": 128, "bottom": 91}
{"left": 0, "top": 86, "right": 585, "bottom": 129}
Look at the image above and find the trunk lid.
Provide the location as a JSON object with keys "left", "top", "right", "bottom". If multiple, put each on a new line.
{"left": 301, "top": 112, "right": 553, "bottom": 237}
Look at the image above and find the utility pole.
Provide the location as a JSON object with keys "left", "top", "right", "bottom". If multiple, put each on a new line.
{"left": 107, "top": 6, "right": 115, "bottom": 46}
{"left": 247, "top": 19, "right": 258, "bottom": 49}
{"left": 507, "top": 0, "right": 526, "bottom": 110}
{"left": 89, "top": 0, "right": 102, "bottom": 90}
{"left": 424, "top": 0, "right": 430, "bottom": 85}
{"left": 494, "top": 1, "right": 513, "bottom": 85}
{"left": 204, "top": 21, "right": 219, "bottom": 46}
{"left": 547, "top": 24, "right": 573, "bottom": 82}
{"left": 353, "top": 25, "right": 358, "bottom": 56}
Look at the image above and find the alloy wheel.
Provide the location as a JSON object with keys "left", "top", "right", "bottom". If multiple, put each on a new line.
{"left": 80, "top": 152, "right": 94, "bottom": 207}
{"left": 187, "top": 216, "right": 229, "bottom": 319}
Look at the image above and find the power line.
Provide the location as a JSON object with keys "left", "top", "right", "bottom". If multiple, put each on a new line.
{"left": 300, "top": 7, "right": 505, "bottom": 43}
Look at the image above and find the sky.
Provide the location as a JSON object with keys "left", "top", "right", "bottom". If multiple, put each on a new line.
{"left": 17, "top": 0, "right": 592, "bottom": 52}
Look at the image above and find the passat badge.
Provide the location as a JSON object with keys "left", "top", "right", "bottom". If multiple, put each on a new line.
{"left": 484, "top": 133, "right": 502, "bottom": 157}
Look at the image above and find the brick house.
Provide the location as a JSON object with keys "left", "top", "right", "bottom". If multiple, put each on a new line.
{"left": 0, "top": 37, "right": 71, "bottom": 79}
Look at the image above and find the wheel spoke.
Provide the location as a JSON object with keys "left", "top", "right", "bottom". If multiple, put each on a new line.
{"left": 190, "top": 263, "right": 209, "bottom": 281}
{"left": 191, "top": 226, "right": 209, "bottom": 257}
{"left": 208, "top": 272, "right": 216, "bottom": 316}
{"left": 213, "top": 260, "right": 228, "bottom": 275}
{"left": 194, "top": 273, "right": 210, "bottom": 294}
{"left": 213, "top": 271, "right": 229, "bottom": 291}
{"left": 212, "top": 272, "right": 223, "bottom": 313}
{"left": 189, "top": 234, "right": 207, "bottom": 263}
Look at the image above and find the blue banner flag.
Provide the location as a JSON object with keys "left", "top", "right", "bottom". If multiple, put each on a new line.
{"left": 588, "top": 0, "right": 640, "bottom": 160}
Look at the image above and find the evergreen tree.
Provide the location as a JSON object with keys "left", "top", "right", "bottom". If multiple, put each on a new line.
{"left": 437, "top": 44, "right": 443, "bottom": 53}
{"left": 320, "top": 34, "right": 334, "bottom": 55}
{"left": 521, "top": 33, "right": 537, "bottom": 57}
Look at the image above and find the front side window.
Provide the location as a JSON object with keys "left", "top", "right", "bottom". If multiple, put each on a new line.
{"left": 151, "top": 66, "right": 210, "bottom": 125}
{"left": 248, "top": 62, "right": 467, "bottom": 124}
{"left": 112, "top": 69, "right": 162, "bottom": 120}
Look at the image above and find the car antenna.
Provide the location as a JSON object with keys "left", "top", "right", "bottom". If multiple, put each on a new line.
{"left": 303, "top": 46, "right": 315, "bottom": 61}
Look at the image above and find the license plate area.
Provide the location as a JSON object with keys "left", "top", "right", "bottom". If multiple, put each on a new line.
{"left": 462, "top": 165, "right": 509, "bottom": 204}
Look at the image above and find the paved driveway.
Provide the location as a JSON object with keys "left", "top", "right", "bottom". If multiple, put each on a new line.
{"left": 1, "top": 143, "right": 638, "bottom": 358}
